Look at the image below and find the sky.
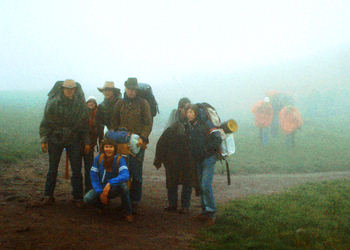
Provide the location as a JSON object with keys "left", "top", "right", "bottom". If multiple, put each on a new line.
{"left": 0, "top": 0, "right": 350, "bottom": 96}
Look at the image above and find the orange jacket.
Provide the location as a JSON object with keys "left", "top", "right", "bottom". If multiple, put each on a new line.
{"left": 279, "top": 106, "right": 303, "bottom": 134}
{"left": 251, "top": 101, "right": 273, "bottom": 128}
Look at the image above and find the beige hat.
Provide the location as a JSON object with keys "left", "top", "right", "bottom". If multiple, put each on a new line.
{"left": 62, "top": 79, "right": 76, "bottom": 89}
{"left": 98, "top": 81, "right": 120, "bottom": 93}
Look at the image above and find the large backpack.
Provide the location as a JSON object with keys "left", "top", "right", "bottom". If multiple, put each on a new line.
{"left": 196, "top": 102, "right": 236, "bottom": 157}
{"left": 47, "top": 81, "right": 85, "bottom": 103}
{"left": 137, "top": 83, "right": 159, "bottom": 117}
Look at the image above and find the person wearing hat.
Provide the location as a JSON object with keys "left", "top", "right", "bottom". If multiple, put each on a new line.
{"left": 111, "top": 77, "right": 153, "bottom": 213}
{"left": 84, "top": 137, "right": 133, "bottom": 223}
{"left": 165, "top": 97, "right": 191, "bottom": 129}
{"left": 81, "top": 96, "right": 100, "bottom": 194}
{"left": 96, "top": 81, "right": 122, "bottom": 143}
{"left": 251, "top": 97, "right": 274, "bottom": 146}
{"left": 40, "top": 79, "right": 91, "bottom": 207}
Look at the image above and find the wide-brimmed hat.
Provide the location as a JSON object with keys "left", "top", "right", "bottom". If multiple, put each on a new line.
{"left": 62, "top": 79, "right": 77, "bottom": 89}
{"left": 98, "top": 81, "right": 120, "bottom": 93}
{"left": 124, "top": 78, "right": 139, "bottom": 90}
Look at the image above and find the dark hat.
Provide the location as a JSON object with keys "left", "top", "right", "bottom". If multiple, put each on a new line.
{"left": 178, "top": 97, "right": 191, "bottom": 109}
{"left": 124, "top": 78, "right": 139, "bottom": 90}
{"left": 98, "top": 81, "right": 121, "bottom": 93}
{"left": 101, "top": 138, "right": 117, "bottom": 151}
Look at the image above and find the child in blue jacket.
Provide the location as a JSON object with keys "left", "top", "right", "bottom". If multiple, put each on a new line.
{"left": 83, "top": 138, "right": 133, "bottom": 222}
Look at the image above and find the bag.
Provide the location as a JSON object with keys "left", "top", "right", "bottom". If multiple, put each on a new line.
{"left": 104, "top": 130, "right": 140, "bottom": 156}
{"left": 137, "top": 83, "right": 159, "bottom": 117}
{"left": 47, "top": 81, "right": 85, "bottom": 102}
{"left": 196, "top": 102, "right": 236, "bottom": 157}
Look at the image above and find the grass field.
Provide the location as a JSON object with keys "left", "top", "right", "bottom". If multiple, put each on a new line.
{"left": 194, "top": 179, "right": 350, "bottom": 249}
{"left": 1, "top": 91, "right": 349, "bottom": 176}
{"left": 221, "top": 119, "right": 350, "bottom": 175}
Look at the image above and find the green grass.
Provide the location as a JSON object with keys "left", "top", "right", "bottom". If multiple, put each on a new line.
{"left": 0, "top": 105, "right": 43, "bottom": 163}
{"left": 218, "top": 119, "right": 350, "bottom": 175}
{"left": 194, "top": 179, "right": 350, "bottom": 249}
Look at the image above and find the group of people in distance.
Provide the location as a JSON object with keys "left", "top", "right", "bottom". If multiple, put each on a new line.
{"left": 39, "top": 78, "right": 221, "bottom": 224}
{"left": 251, "top": 90, "right": 303, "bottom": 147}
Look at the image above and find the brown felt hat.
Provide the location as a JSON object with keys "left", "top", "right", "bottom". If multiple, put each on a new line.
{"left": 98, "top": 81, "right": 120, "bottom": 93}
{"left": 124, "top": 77, "right": 139, "bottom": 90}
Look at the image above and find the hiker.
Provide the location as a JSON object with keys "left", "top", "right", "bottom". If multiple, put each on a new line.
{"left": 96, "top": 81, "right": 122, "bottom": 144}
{"left": 165, "top": 97, "right": 191, "bottom": 129}
{"left": 251, "top": 97, "right": 273, "bottom": 145}
{"left": 84, "top": 138, "right": 133, "bottom": 222}
{"left": 184, "top": 104, "right": 222, "bottom": 224}
{"left": 154, "top": 120, "right": 199, "bottom": 214}
{"left": 82, "top": 96, "right": 99, "bottom": 194}
{"left": 39, "top": 79, "right": 90, "bottom": 207}
{"left": 266, "top": 90, "right": 282, "bottom": 137}
{"left": 111, "top": 77, "right": 153, "bottom": 213}
{"left": 279, "top": 105, "right": 303, "bottom": 148}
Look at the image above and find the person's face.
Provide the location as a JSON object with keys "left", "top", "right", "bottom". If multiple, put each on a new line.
{"left": 179, "top": 103, "right": 190, "bottom": 117}
{"left": 87, "top": 101, "right": 96, "bottom": 110}
{"left": 126, "top": 88, "right": 137, "bottom": 99}
{"left": 63, "top": 88, "right": 76, "bottom": 99}
{"left": 103, "top": 89, "right": 113, "bottom": 99}
{"left": 186, "top": 108, "right": 196, "bottom": 122}
{"left": 104, "top": 144, "right": 115, "bottom": 157}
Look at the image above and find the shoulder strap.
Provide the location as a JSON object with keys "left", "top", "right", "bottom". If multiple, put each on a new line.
{"left": 98, "top": 153, "right": 104, "bottom": 164}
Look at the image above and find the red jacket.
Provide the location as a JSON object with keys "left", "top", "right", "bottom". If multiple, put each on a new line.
{"left": 251, "top": 101, "right": 273, "bottom": 128}
{"left": 279, "top": 106, "right": 303, "bottom": 134}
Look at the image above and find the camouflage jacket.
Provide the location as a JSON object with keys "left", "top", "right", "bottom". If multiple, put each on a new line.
{"left": 111, "top": 96, "right": 153, "bottom": 141}
{"left": 40, "top": 93, "right": 90, "bottom": 145}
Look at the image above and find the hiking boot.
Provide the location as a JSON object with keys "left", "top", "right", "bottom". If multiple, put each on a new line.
{"left": 72, "top": 199, "right": 85, "bottom": 208}
{"left": 42, "top": 196, "right": 55, "bottom": 206}
{"left": 125, "top": 214, "right": 134, "bottom": 223}
{"left": 178, "top": 208, "right": 190, "bottom": 214}
{"left": 164, "top": 206, "right": 178, "bottom": 212}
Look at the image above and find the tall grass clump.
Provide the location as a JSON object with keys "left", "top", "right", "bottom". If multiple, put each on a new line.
{"left": 194, "top": 179, "right": 350, "bottom": 249}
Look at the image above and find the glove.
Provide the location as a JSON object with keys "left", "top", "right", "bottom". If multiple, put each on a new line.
{"left": 84, "top": 144, "right": 90, "bottom": 155}
{"left": 41, "top": 143, "right": 48, "bottom": 153}
{"left": 99, "top": 183, "right": 111, "bottom": 205}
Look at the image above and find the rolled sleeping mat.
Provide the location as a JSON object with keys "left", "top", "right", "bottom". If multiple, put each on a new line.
{"left": 104, "top": 130, "right": 140, "bottom": 155}
{"left": 220, "top": 119, "right": 238, "bottom": 133}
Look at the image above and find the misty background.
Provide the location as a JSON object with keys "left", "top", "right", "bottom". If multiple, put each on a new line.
{"left": 1, "top": 0, "right": 350, "bottom": 129}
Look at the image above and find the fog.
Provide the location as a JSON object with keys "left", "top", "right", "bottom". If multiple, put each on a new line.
{"left": 1, "top": 0, "right": 350, "bottom": 127}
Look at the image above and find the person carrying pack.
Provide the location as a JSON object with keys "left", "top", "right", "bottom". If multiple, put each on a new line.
{"left": 111, "top": 77, "right": 153, "bottom": 214}
{"left": 39, "top": 79, "right": 90, "bottom": 207}
{"left": 184, "top": 104, "right": 222, "bottom": 225}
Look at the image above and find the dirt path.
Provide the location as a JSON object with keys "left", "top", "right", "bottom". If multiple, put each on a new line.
{"left": 1, "top": 151, "right": 350, "bottom": 249}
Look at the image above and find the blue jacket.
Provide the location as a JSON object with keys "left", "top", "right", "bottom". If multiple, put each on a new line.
{"left": 90, "top": 153, "right": 129, "bottom": 194}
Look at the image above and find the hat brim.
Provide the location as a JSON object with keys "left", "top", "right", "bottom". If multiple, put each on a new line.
{"left": 98, "top": 87, "right": 121, "bottom": 93}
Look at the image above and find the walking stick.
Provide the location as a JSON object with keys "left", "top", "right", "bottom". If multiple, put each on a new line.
{"left": 225, "top": 159, "right": 231, "bottom": 185}
{"left": 65, "top": 148, "right": 69, "bottom": 179}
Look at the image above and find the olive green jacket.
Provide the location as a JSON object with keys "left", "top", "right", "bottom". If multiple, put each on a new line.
{"left": 111, "top": 96, "right": 153, "bottom": 140}
{"left": 40, "top": 92, "right": 90, "bottom": 145}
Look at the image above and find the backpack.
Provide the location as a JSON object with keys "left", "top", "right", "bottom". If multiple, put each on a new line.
{"left": 196, "top": 102, "right": 236, "bottom": 157}
{"left": 47, "top": 81, "right": 85, "bottom": 103}
{"left": 137, "top": 83, "right": 159, "bottom": 117}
